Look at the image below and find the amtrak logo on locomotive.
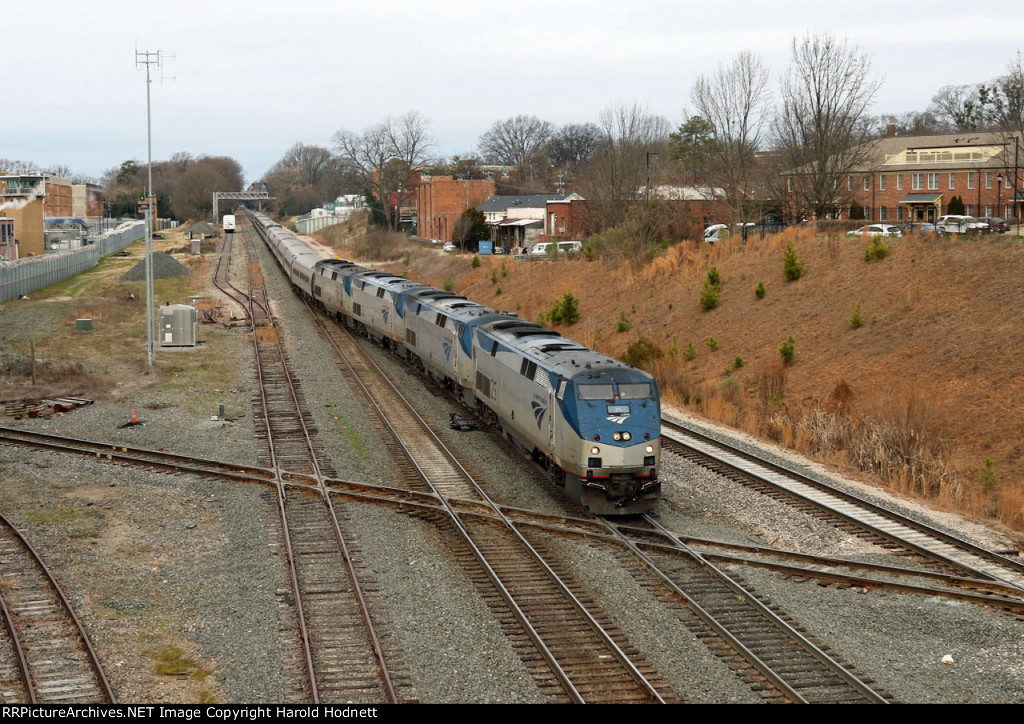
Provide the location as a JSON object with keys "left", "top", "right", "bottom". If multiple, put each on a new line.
{"left": 531, "top": 401, "right": 547, "bottom": 428}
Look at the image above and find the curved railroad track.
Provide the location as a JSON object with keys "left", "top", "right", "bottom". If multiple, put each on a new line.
{"left": 0, "top": 511, "right": 114, "bottom": 704}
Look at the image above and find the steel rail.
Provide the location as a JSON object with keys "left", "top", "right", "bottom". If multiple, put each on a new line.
{"left": 244, "top": 220, "right": 398, "bottom": 704}
{"left": 662, "top": 420, "right": 1024, "bottom": 590}
{"left": 0, "top": 511, "right": 116, "bottom": 703}
{"left": 306, "top": 305, "right": 666, "bottom": 703}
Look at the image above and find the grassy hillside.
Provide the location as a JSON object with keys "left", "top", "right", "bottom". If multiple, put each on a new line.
{"left": 364, "top": 228, "right": 1024, "bottom": 536}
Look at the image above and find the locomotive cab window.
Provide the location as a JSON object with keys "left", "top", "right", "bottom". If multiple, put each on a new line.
{"left": 618, "top": 383, "right": 653, "bottom": 399}
{"left": 578, "top": 384, "right": 615, "bottom": 400}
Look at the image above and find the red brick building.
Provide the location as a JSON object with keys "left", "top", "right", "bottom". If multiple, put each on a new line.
{"left": 416, "top": 175, "right": 496, "bottom": 242}
{"left": 782, "top": 130, "right": 1023, "bottom": 224}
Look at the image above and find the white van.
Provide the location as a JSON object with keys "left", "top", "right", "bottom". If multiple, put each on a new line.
{"left": 529, "top": 241, "right": 583, "bottom": 260}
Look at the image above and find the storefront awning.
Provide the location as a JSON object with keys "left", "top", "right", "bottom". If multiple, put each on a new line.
{"left": 899, "top": 193, "right": 943, "bottom": 204}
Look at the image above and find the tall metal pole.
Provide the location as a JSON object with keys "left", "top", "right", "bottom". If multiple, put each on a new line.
{"left": 136, "top": 48, "right": 161, "bottom": 370}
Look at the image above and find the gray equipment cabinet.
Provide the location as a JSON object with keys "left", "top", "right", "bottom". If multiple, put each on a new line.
{"left": 158, "top": 304, "right": 198, "bottom": 347}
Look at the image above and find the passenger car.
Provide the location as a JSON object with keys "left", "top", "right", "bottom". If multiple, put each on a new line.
{"left": 529, "top": 241, "right": 583, "bottom": 260}
{"left": 937, "top": 215, "right": 987, "bottom": 234}
{"left": 897, "top": 222, "right": 942, "bottom": 236}
{"left": 846, "top": 224, "right": 903, "bottom": 237}
{"left": 977, "top": 217, "right": 1009, "bottom": 233}
{"left": 442, "top": 242, "right": 456, "bottom": 253}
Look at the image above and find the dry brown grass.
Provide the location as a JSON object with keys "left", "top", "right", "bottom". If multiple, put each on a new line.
{"left": 394, "top": 229, "right": 1024, "bottom": 537}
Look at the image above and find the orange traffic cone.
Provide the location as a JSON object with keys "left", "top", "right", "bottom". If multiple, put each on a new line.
{"left": 131, "top": 408, "right": 138, "bottom": 424}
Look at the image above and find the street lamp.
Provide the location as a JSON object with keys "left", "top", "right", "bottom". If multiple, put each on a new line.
{"left": 997, "top": 173, "right": 1004, "bottom": 225}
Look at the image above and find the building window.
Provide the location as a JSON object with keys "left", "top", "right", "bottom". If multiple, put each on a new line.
{"left": 879, "top": 175, "right": 886, "bottom": 190}
{"left": 863, "top": 176, "right": 871, "bottom": 191}
{"left": 863, "top": 206, "right": 871, "bottom": 220}
{"left": 1005, "top": 174, "right": 1012, "bottom": 188}
{"left": 897, "top": 175, "right": 903, "bottom": 190}
{"left": 928, "top": 173, "right": 939, "bottom": 190}
{"left": 1006, "top": 204, "right": 1013, "bottom": 218}
{"left": 880, "top": 206, "right": 887, "bottom": 220}
{"left": 967, "top": 172, "right": 975, "bottom": 189}
{"left": 986, "top": 172, "right": 993, "bottom": 189}
{"left": 912, "top": 174, "right": 923, "bottom": 190}
{"left": 848, "top": 176, "right": 854, "bottom": 191}
{"left": 949, "top": 173, "right": 956, "bottom": 189}
{"left": 967, "top": 204, "right": 974, "bottom": 216}
{"left": 897, "top": 206, "right": 904, "bottom": 221}
{"left": 787, "top": 177, "right": 793, "bottom": 193}
{"left": 985, "top": 205, "right": 993, "bottom": 217}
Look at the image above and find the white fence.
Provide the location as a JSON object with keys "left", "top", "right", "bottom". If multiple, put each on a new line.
{"left": 0, "top": 222, "right": 146, "bottom": 303}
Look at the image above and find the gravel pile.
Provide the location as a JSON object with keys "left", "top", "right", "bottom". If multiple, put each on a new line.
{"left": 120, "top": 252, "right": 189, "bottom": 282}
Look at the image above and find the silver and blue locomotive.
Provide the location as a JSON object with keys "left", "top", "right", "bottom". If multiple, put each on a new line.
{"left": 248, "top": 210, "right": 660, "bottom": 514}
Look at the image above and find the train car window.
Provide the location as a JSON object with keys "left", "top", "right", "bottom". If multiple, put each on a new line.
{"left": 435, "top": 313, "right": 447, "bottom": 328}
{"left": 578, "top": 384, "right": 615, "bottom": 400}
{"left": 491, "top": 340, "right": 499, "bottom": 357}
{"left": 618, "top": 383, "right": 653, "bottom": 399}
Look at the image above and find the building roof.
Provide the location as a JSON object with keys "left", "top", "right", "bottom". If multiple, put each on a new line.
{"left": 824, "top": 132, "right": 1022, "bottom": 176}
{"left": 478, "top": 194, "right": 568, "bottom": 213}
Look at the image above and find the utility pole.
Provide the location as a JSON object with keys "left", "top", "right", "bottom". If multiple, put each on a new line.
{"left": 135, "top": 47, "right": 168, "bottom": 370}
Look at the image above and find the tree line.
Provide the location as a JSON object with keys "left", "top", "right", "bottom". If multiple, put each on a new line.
{"left": 13, "top": 33, "right": 1022, "bottom": 228}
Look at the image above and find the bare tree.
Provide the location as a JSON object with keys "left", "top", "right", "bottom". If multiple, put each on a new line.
{"left": 928, "top": 85, "right": 986, "bottom": 132}
{"left": 575, "top": 101, "right": 670, "bottom": 230}
{"left": 477, "top": 115, "right": 554, "bottom": 188}
{"left": 333, "top": 112, "right": 434, "bottom": 228}
{"left": 774, "top": 33, "right": 882, "bottom": 220}
{"left": 691, "top": 51, "right": 771, "bottom": 222}
{"left": 980, "top": 51, "right": 1024, "bottom": 135}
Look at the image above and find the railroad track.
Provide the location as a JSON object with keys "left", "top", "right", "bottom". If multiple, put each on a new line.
{"left": 243, "top": 220, "right": 411, "bottom": 704}
{"left": 661, "top": 419, "right": 1024, "bottom": 591}
{"left": 0, "top": 511, "right": 114, "bottom": 704}
{"left": 301, "top": 303, "right": 678, "bottom": 703}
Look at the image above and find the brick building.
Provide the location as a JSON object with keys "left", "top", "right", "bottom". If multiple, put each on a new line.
{"left": 416, "top": 175, "right": 496, "bottom": 243}
{"left": 0, "top": 173, "right": 106, "bottom": 258}
{"left": 782, "top": 130, "right": 1023, "bottom": 224}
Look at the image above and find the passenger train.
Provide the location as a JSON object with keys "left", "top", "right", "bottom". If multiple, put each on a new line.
{"left": 247, "top": 210, "right": 661, "bottom": 515}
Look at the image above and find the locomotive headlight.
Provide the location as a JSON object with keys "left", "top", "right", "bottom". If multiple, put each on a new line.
{"left": 645, "top": 444, "right": 654, "bottom": 454}
{"left": 612, "top": 432, "right": 622, "bottom": 441}
{"left": 590, "top": 446, "right": 600, "bottom": 455}
{"left": 622, "top": 431, "right": 632, "bottom": 441}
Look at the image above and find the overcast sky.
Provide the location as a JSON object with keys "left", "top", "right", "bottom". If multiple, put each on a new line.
{"left": 7, "top": 0, "right": 1024, "bottom": 185}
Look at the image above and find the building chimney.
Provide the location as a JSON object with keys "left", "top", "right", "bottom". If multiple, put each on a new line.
{"left": 887, "top": 124, "right": 897, "bottom": 138}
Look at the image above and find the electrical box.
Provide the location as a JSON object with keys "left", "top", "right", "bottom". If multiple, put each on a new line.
{"left": 158, "top": 304, "right": 198, "bottom": 347}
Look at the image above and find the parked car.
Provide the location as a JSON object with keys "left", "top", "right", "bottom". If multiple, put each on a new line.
{"left": 442, "top": 242, "right": 456, "bottom": 253}
{"left": 897, "top": 222, "right": 942, "bottom": 236}
{"left": 977, "top": 216, "right": 1009, "bottom": 233}
{"left": 846, "top": 224, "right": 903, "bottom": 237}
{"left": 936, "top": 215, "right": 988, "bottom": 234}
{"left": 703, "top": 223, "right": 755, "bottom": 242}
{"left": 529, "top": 241, "right": 583, "bottom": 260}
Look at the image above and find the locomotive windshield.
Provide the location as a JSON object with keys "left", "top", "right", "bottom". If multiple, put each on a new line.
{"left": 577, "top": 382, "right": 653, "bottom": 400}
{"left": 618, "top": 383, "right": 653, "bottom": 399}
{"left": 577, "top": 384, "right": 615, "bottom": 400}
